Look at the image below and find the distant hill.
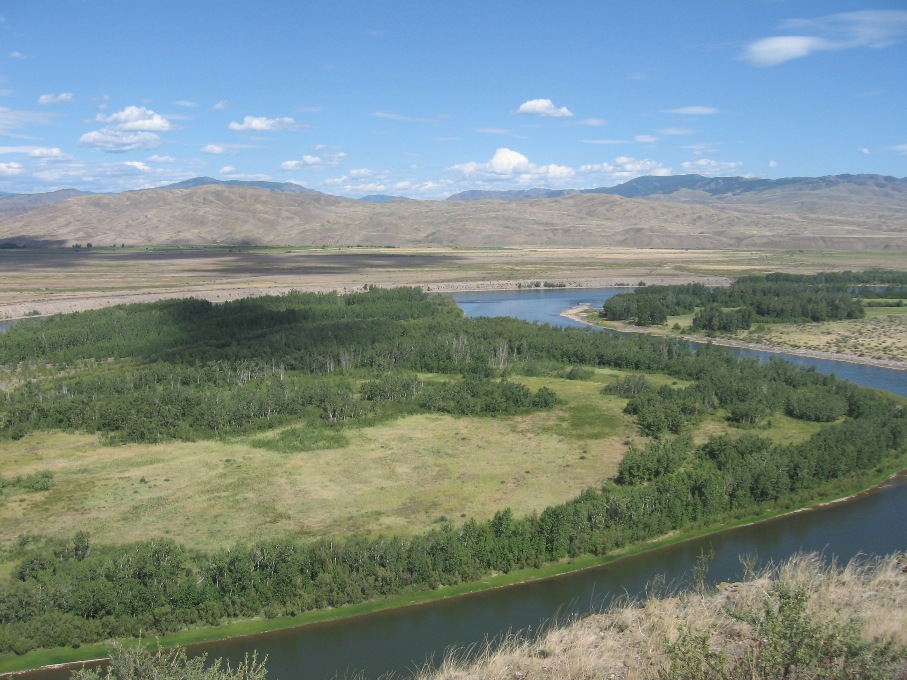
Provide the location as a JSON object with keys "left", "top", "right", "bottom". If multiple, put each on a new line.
{"left": 159, "top": 177, "right": 323, "bottom": 194}
{"left": 0, "top": 188, "right": 92, "bottom": 218}
{"left": 358, "top": 195, "right": 411, "bottom": 203}
{"left": 583, "top": 173, "right": 907, "bottom": 206}
{"left": 0, "top": 180, "right": 903, "bottom": 251}
{"left": 447, "top": 188, "right": 577, "bottom": 201}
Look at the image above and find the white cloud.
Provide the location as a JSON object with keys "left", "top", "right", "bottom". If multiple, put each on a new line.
{"left": 579, "top": 156, "right": 671, "bottom": 182}
{"left": 37, "top": 92, "right": 74, "bottom": 105}
{"left": 768, "top": 160, "right": 778, "bottom": 168}
{"left": 745, "top": 10, "right": 907, "bottom": 66}
{"left": 859, "top": 148, "right": 871, "bottom": 155}
{"left": 173, "top": 100, "right": 198, "bottom": 108}
{"left": 634, "top": 134, "right": 660, "bottom": 143}
{"left": 228, "top": 115, "right": 299, "bottom": 131}
{"left": 0, "top": 145, "right": 69, "bottom": 159}
{"left": 123, "top": 161, "right": 150, "bottom": 172}
{"left": 681, "top": 158, "right": 744, "bottom": 176}
{"left": 658, "top": 128, "right": 692, "bottom": 136}
{"left": 888, "top": 144, "right": 907, "bottom": 155}
{"left": 282, "top": 152, "right": 346, "bottom": 170}
{"left": 219, "top": 166, "right": 271, "bottom": 181}
{"left": 9, "top": 51, "right": 27, "bottom": 59}
{"left": 78, "top": 130, "right": 162, "bottom": 153}
{"left": 516, "top": 98, "right": 573, "bottom": 117}
{"left": 370, "top": 111, "right": 447, "bottom": 123}
{"left": 148, "top": 154, "right": 177, "bottom": 163}
{"left": 201, "top": 144, "right": 228, "bottom": 155}
{"left": 96, "top": 105, "right": 172, "bottom": 131}
{"left": 473, "top": 127, "right": 513, "bottom": 135}
{"left": 666, "top": 106, "right": 719, "bottom": 115}
{"left": 450, "top": 148, "right": 575, "bottom": 184}
{"left": 213, "top": 100, "right": 229, "bottom": 110}
{"left": 0, "top": 161, "right": 21, "bottom": 175}
{"left": 219, "top": 165, "right": 236, "bottom": 174}
{"left": 579, "top": 118, "right": 607, "bottom": 126}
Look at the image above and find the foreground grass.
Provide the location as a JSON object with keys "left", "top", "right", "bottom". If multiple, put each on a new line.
{"left": 417, "top": 552, "right": 907, "bottom": 680}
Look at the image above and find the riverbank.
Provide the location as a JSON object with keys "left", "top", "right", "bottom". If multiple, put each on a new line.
{"left": 561, "top": 304, "right": 907, "bottom": 372}
{"left": 0, "top": 276, "right": 732, "bottom": 323}
{"left": 3, "top": 466, "right": 904, "bottom": 678}
{"left": 415, "top": 552, "right": 907, "bottom": 680}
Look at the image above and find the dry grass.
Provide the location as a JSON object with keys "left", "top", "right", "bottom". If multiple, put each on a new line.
{"left": 417, "top": 552, "right": 907, "bottom": 680}
{"left": 0, "top": 374, "right": 638, "bottom": 559}
{"left": 2, "top": 246, "right": 906, "bottom": 321}
{"left": 743, "top": 311, "right": 907, "bottom": 363}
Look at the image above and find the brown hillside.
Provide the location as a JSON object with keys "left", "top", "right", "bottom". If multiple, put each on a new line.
{"left": 0, "top": 184, "right": 903, "bottom": 250}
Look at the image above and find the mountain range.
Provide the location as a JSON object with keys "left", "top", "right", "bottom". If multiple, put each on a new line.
{"left": 0, "top": 174, "right": 904, "bottom": 251}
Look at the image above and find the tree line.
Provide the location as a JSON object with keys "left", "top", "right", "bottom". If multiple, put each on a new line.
{"left": 600, "top": 269, "right": 907, "bottom": 329}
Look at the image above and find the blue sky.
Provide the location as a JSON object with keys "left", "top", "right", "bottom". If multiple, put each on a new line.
{"left": 1, "top": 1, "right": 905, "bottom": 198}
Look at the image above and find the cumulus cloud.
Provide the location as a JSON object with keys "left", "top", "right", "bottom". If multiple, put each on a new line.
{"left": 0, "top": 161, "right": 21, "bottom": 175}
{"left": 681, "top": 158, "right": 744, "bottom": 176}
{"left": 78, "top": 130, "right": 162, "bottom": 153}
{"left": 201, "top": 144, "right": 228, "bottom": 155}
{"left": 768, "top": 160, "right": 778, "bottom": 168}
{"left": 745, "top": 10, "right": 907, "bottom": 66}
{"left": 96, "top": 106, "right": 172, "bottom": 131}
{"left": 219, "top": 166, "right": 236, "bottom": 174}
{"left": 281, "top": 151, "right": 346, "bottom": 170}
{"left": 122, "top": 161, "right": 150, "bottom": 172}
{"left": 228, "top": 115, "right": 299, "bottom": 131}
{"left": 450, "top": 148, "right": 575, "bottom": 183}
{"left": 213, "top": 100, "right": 229, "bottom": 110}
{"left": 37, "top": 92, "right": 74, "bottom": 105}
{"left": 666, "top": 106, "right": 719, "bottom": 115}
{"left": 148, "top": 154, "right": 177, "bottom": 163}
{"left": 0, "top": 145, "right": 69, "bottom": 159}
{"left": 516, "top": 98, "right": 573, "bottom": 117}
{"left": 579, "top": 156, "right": 671, "bottom": 182}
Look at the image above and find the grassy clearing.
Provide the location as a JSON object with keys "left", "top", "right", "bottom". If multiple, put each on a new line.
{"left": 0, "top": 373, "right": 639, "bottom": 563}
{"left": 0, "top": 367, "right": 828, "bottom": 579}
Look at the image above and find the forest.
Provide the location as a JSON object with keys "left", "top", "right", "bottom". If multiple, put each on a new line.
{"left": 600, "top": 269, "right": 907, "bottom": 330}
{"left": 0, "top": 286, "right": 905, "bottom": 656}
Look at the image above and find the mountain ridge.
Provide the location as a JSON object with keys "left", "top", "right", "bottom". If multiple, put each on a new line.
{"left": 0, "top": 178, "right": 903, "bottom": 252}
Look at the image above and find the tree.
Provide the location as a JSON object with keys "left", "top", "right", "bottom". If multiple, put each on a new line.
{"left": 71, "top": 643, "right": 267, "bottom": 680}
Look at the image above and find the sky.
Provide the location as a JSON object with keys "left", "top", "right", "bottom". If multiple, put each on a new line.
{"left": 0, "top": 0, "right": 905, "bottom": 198}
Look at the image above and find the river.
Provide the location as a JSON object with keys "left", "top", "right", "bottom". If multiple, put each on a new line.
{"left": 15, "top": 288, "right": 907, "bottom": 680}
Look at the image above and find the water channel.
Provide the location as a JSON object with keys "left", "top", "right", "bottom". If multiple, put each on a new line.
{"left": 16, "top": 288, "right": 907, "bottom": 679}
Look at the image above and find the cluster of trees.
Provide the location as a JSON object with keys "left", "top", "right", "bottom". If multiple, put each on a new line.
{"left": 599, "top": 270, "right": 907, "bottom": 329}
{"left": 1, "top": 287, "right": 904, "bottom": 655}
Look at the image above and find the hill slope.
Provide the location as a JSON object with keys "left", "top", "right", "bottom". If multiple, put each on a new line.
{"left": 0, "top": 176, "right": 904, "bottom": 251}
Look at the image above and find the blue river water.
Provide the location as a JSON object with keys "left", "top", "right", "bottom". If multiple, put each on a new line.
{"left": 450, "top": 287, "right": 907, "bottom": 398}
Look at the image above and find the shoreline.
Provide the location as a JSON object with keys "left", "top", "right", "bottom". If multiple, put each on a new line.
{"left": 560, "top": 303, "right": 907, "bottom": 372}
{"left": 0, "top": 276, "right": 731, "bottom": 323}
{"left": 3, "top": 468, "right": 904, "bottom": 678}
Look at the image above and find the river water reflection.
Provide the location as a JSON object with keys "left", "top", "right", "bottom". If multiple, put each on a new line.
{"left": 19, "top": 288, "right": 907, "bottom": 680}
